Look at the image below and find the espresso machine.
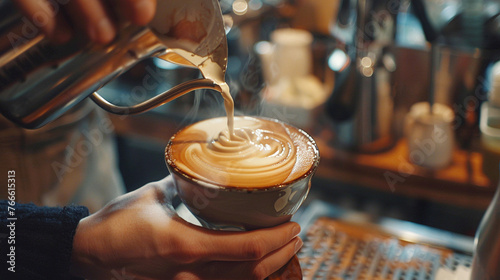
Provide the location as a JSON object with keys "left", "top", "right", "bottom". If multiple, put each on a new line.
{"left": 325, "top": 0, "right": 500, "bottom": 153}
{"left": 325, "top": 0, "right": 399, "bottom": 153}
{"left": 326, "top": 0, "right": 500, "bottom": 277}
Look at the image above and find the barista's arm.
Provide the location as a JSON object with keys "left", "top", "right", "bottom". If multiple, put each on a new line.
{"left": 12, "top": 0, "right": 157, "bottom": 44}
{"left": 0, "top": 200, "right": 89, "bottom": 279}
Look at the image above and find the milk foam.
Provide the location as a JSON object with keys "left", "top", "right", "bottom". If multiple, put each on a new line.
{"left": 167, "top": 116, "right": 318, "bottom": 188}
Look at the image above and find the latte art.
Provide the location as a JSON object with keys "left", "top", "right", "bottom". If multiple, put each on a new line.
{"left": 203, "top": 127, "right": 296, "bottom": 185}
{"left": 167, "top": 116, "right": 317, "bottom": 188}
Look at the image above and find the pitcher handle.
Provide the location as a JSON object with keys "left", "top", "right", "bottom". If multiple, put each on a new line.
{"left": 90, "top": 78, "right": 221, "bottom": 115}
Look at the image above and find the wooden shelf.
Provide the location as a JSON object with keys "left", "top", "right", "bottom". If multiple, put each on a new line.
{"left": 314, "top": 136, "right": 496, "bottom": 210}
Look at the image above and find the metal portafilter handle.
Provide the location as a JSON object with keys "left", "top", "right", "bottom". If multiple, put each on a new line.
{"left": 326, "top": 0, "right": 398, "bottom": 152}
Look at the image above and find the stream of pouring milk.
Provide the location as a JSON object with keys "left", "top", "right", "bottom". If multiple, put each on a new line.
{"left": 162, "top": 48, "right": 234, "bottom": 136}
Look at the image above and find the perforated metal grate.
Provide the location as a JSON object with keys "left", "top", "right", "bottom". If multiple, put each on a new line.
{"left": 298, "top": 218, "right": 472, "bottom": 280}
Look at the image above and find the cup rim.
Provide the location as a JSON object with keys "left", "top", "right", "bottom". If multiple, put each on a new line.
{"left": 165, "top": 116, "right": 320, "bottom": 192}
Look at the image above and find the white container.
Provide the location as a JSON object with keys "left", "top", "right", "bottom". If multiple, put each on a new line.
{"left": 256, "top": 28, "right": 327, "bottom": 129}
{"left": 405, "top": 102, "right": 455, "bottom": 169}
{"left": 271, "top": 28, "right": 313, "bottom": 81}
{"left": 257, "top": 28, "right": 314, "bottom": 85}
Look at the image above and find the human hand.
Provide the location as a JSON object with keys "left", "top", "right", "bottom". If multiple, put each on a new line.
{"left": 12, "top": 0, "right": 157, "bottom": 44}
{"left": 70, "top": 176, "right": 303, "bottom": 280}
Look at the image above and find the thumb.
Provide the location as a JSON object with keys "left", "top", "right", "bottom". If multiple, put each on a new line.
{"left": 192, "top": 222, "right": 301, "bottom": 261}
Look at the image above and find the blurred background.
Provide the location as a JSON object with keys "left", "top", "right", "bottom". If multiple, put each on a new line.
{"left": 96, "top": 0, "right": 500, "bottom": 238}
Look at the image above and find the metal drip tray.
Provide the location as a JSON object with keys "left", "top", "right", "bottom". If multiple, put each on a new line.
{"left": 293, "top": 201, "right": 474, "bottom": 280}
{"left": 298, "top": 218, "right": 472, "bottom": 280}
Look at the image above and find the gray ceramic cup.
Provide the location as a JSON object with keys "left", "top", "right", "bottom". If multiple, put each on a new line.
{"left": 164, "top": 117, "right": 320, "bottom": 231}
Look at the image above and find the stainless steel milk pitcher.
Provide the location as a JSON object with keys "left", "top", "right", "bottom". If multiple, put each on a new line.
{"left": 0, "top": 0, "right": 226, "bottom": 129}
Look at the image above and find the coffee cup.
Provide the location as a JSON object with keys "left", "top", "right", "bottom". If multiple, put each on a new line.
{"left": 164, "top": 116, "right": 320, "bottom": 231}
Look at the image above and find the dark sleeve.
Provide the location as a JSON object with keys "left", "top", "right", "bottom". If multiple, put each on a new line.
{"left": 0, "top": 201, "right": 89, "bottom": 280}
